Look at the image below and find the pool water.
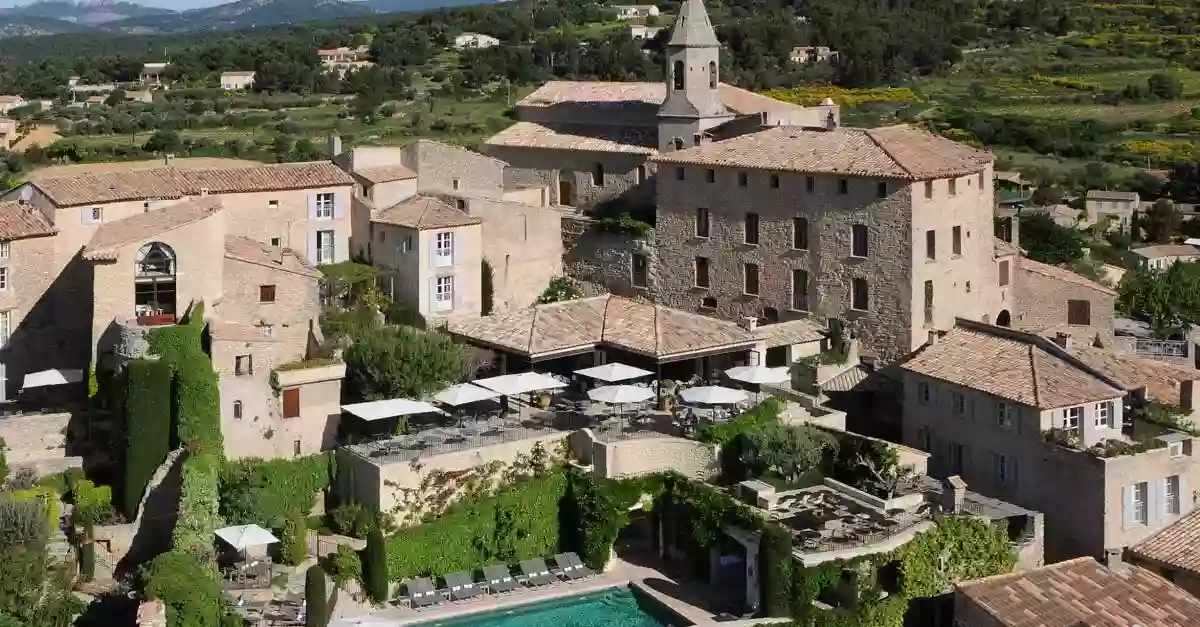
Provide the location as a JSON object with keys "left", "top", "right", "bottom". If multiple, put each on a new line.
{"left": 416, "top": 587, "right": 684, "bottom": 627}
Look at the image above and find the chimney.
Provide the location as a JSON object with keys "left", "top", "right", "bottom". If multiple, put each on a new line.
{"left": 942, "top": 476, "right": 966, "bottom": 514}
{"left": 927, "top": 330, "right": 939, "bottom": 346}
{"left": 742, "top": 317, "right": 758, "bottom": 332}
{"left": 328, "top": 133, "right": 343, "bottom": 157}
{"left": 164, "top": 153, "right": 175, "bottom": 167}
{"left": 199, "top": 188, "right": 209, "bottom": 197}
{"left": 1104, "top": 548, "right": 1128, "bottom": 573}
{"left": 1182, "top": 380, "right": 1195, "bottom": 412}
{"left": 1053, "top": 332, "right": 1073, "bottom": 350}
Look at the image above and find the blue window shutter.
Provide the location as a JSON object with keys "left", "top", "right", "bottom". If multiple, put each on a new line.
{"left": 334, "top": 192, "right": 346, "bottom": 220}
{"left": 1122, "top": 485, "right": 1135, "bottom": 529}
{"left": 308, "top": 232, "right": 318, "bottom": 265}
{"left": 307, "top": 194, "right": 318, "bottom": 220}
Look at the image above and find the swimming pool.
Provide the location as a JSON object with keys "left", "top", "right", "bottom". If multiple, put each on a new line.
{"left": 413, "top": 586, "right": 687, "bottom": 627}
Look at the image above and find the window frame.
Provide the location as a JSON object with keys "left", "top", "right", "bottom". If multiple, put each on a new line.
{"left": 791, "top": 268, "right": 808, "bottom": 311}
{"left": 695, "top": 208, "right": 710, "bottom": 238}
{"left": 851, "top": 224, "right": 868, "bottom": 258}
{"left": 926, "top": 229, "right": 936, "bottom": 261}
{"left": 769, "top": 174, "right": 780, "bottom": 189}
{"left": 996, "top": 401, "right": 1013, "bottom": 429}
{"left": 259, "top": 285, "right": 276, "bottom": 303}
{"left": 694, "top": 256, "right": 710, "bottom": 289}
{"left": 434, "top": 275, "right": 455, "bottom": 311}
{"left": 792, "top": 217, "right": 808, "bottom": 250}
{"left": 235, "top": 354, "right": 253, "bottom": 376}
{"left": 737, "top": 171, "right": 748, "bottom": 187}
{"left": 1166, "top": 475, "right": 1181, "bottom": 516}
{"left": 314, "top": 192, "right": 335, "bottom": 219}
{"left": 1067, "top": 299, "right": 1092, "bottom": 326}
{"left": 1094, "top": 402, "right": 1112, "bottom": 428}
{"left": 0, "top": 310, "right": 9, "bottom": 347}
{"left": 952, "top": 391, "right": 965, "bottom": 419}
{"left": 851, "top": 277, "right": 869, "bottom": 311}
{"left": 316, "top": 230, "right": 335, "bottom": 264}
{"left": 706, "top": 169, "right": 715, "bottom": 183}
{"left": 1064, "top": 406, "right": 1082, "bottom": 433}
{"left": 744, "top": 212, "right": 759, "bottom": 245}
{"left": 999, "top": 260, "right": 1010, "bottom": 287}
{"left": 0, "top": 267, "right": 8, "bottom": 292}
{"left": 1133, "top": 481, "right": 1148, "bottom": 524}
{"left": 924, "top": 181, "right": 933, "bottom": 199}
{"left": 805, "top": 176, "right": 815, "bottom": 193}
{"left": 435, "top": 231, "right": 455, "bottom": 264}
{"left": 952, "top": 225, "right": 962, "bottom": 257}
{"left": 743, "top": 263, "right": 760, "bottom": 296}
{"left": 282, "top": 387, "right": 300, "bottom": 418}
{"left": 631, "top": 253, "right": 649, "bottom": 288}
{"left": 837, "top": 178, "right": 848, "bottom": 195}
{"left": 0, "top": 240, "right": 9, "bottom": 260}
{"left": 917, "top": 381, "right": 930, "bottom": 405}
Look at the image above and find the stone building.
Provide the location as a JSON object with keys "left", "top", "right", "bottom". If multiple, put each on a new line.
{"left": 1085, "top": 189, "right": 1139, "bottom": 230}
{"left": 898, "top": 319, "right": 1200, "bottom": 562}
{"left": 484, "top": 0, "right": 838, "bottom": 212}
{"left": 0, "top": 200, "right": 58, "bottom": 395}
{"left": 219, "top": 71, "right": 256, "bottom": 91}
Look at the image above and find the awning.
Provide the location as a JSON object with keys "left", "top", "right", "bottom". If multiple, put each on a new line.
{"left": 341, "top": 399, "right": 446, "bottom": 422}
{"left": 214, "top": 524, "right": 278, "bottom": 550}
{"left": 22, "top": 369, "right": 84, "bottom": 390}
{"left": 433, "top": 383, "right": 500, "bottom": 407}
{"left": 575, "top": 363, "right": 653, "bottom": 383}
{"left": 474, "top": 372, "right": 567, "bottom": 396}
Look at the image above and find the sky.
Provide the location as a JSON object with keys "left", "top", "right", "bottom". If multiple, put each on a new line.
{"left": 0, "top": 0, "right": 250, "bottom": 9}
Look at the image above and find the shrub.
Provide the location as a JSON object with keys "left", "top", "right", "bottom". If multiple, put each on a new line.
{"left": 697, "top": 397, "right": 782, "bottom": 446}
{"left": 343, "top": 326, "right": 468, "bottom": 402}
{"left": 536, "top": 277, "right": 583, "bottom": 304}
{"left": 0, "top": 495, "right": 50, "bottom": 548}
{"left": 73, "top": 479, "right": 114, "bottom": 524}
{"left": 146, "top": 302, "right": 222, "bottom": 452}
{"left": 8, "top": 487, "right": 59, "bottom": 536}
{"left": 304, "top": 566, "right": 328, "bottom": 627}
{"left": 330, "top": 502, "right": 370, "bottom": 538}
{"left": 362, "top": 526, "right": 389, "bottom": 603}
{"left": 560, "top": 473, "right": 626, "bottom": 571}
{"left": 172, "top": 452, "right": 222, "bottom": 562}
{"left": 142, "top": 551, "right": 224, "bottom": 627}
{"left": 758, "top": 524, "right": 793, "bottom": 617}
{"left": 385, "top": 472, "right": 567, "bottom": 580}
{"left": 328, "top": 544, "right": 361, "bottom": 588}
{"left": 282, "top": 511, "right": 308, "bottom": 566}
{"left": 121, "top": 359, "right": 173, "bottom": 518}
{"left": 219, "top": 454, "right": 333, "bottom": 529}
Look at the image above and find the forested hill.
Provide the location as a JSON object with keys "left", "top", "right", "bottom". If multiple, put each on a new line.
{"left": 0, "top": 0, "right": 1071, "bottom": 98}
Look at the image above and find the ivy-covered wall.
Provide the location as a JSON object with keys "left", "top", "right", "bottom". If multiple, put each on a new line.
{"left": 219, "top": 454, "right": 335, "bottom": 529}
{"left": 120, "top": 359, "right": 173, "bottom": 519}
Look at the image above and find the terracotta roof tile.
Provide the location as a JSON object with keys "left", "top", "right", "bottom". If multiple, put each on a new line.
{"left": 1019, "top": 257, "right": 1117, "bottom": 296}
{"left": 223, "top": 235, "right": 320, "bottom": 279}
{"left": 82, "top": 196, "right": 223, "bottom": 260}
{"left": 517, "top": 81, "right": 810, "bottom": 117}
{"left": 372, "top": 195, "right": 481, "bottom": 230}
{"left": 753, "top": 319, "right": 826, "bottom": 347}
{"left": 1131, "top": 510, "right": 1200, "bottom": 577}
{"left": 0, "top": 201, "right": 55, "bottom": 240}
{"left": 445, "top": 295, "right": 755, "bottom": 359}
{"left": 353, "top": 165, "right": 417, "bottom": 185}
{"left": 955, "top": 556, "right": 1200, "bottom": 627}
{"left": 899, "top": 321, "right": 1123, "bottom": 409}
{"left": 33, "top": 161, "right": 354, "bottom": 207}
{"left": 1087, "top": 190, "right": 1139, "bottom": 201}
{"left": 994, "top": 237, "right": 1020, "bottom": 257}
{"left": 652, "top": 125, "right": 991, "bottom": 180}
{"left": 1068, "top": 345, "right": 1199, "bottom": 407}
{"left": 486, "top": 121, "right": 658, "bottom": 154}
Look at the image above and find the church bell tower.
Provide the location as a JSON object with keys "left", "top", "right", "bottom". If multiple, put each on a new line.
{"left": 657, "top": 0, "right": 732, "bottom": 152}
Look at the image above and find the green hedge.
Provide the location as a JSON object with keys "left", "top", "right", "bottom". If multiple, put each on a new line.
{"left": 697, "top": 398, "right": 782, "bottom": 446}
{"left": 142, "top": 550, "right": 225, "bottom": 627}
{"left": 363, "top": 526, "right": 389, "bottom": 602}
{"left": 305, "top": 566, "right": 328, "bottom": 627}
{"left": 385, "top": 472, "right": 568, "bottom": 580}
{"left": 172, "top": 452, "right": 222, "bottom": 562}
{"left": 759, "top": 524, "right": 793, "bottom": 617}
{"left": 146, "top": 301, "right": 222, "bottom": 452}
{"left": 219, "top": 454, "right": 334, "bottom": 529}
{"left": 121, "top": 359, "right": 173, "bottom": 518}
{"left": 559, "top": 473, "right": 627, "bottom": 571}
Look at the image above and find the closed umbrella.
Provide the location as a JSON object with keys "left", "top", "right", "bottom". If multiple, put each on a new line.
{"left": 575, "top": 363, "right": 654, "bottom": 383}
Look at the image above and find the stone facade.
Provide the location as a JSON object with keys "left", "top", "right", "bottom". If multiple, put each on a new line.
{"left": 653, "top": 167, "right": 996, "bottom": 362}
{"left": 486, "top": 144, "right": 655, "bottom": 211}
{"left": 372, "top": 219, "right": 483, "bottom": 320}
{"left": 1013, "top": 259, "right": 1116, "bottom": 346}
{"left": 561, "top": 214, "right": 643, "bottom": 297}
{"left": 0, "top": 225, "right": 62, "bottom": 399}
{"left": 458, "top": 197, "right": 565, "bottom": 312}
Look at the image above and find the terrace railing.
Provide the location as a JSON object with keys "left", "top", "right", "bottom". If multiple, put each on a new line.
{"left": 1135, "top": 338, "right": 1188, "bottom": 359}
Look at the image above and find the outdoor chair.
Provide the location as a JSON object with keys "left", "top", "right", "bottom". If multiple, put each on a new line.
{"left": 564, "top": 553, "right": 596, "bottom": 578}
{"left": 444, "top": 571, "right": 483, "bottom": 602}
{"left": 552, "top": 554, "right": 583, "bottom": 581}
{"left": 408, "top": 578, "right": 444, "bottom": 610}
{"left": 483, "top": 564, "right": 518, "bottom": 594}
{"left": 518, "top": 559, "right": 556, "bottom": 587}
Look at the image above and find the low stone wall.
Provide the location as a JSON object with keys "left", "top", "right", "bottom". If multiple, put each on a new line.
{"left": 602, "top": 435, "right": 717, "bottom": 480}
{"left": 0, "top": 411, "right": 71, "bottom": 466}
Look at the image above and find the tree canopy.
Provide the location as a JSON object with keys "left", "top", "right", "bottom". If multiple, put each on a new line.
{"left": 1117, "top": 262, "right": 1200, "bottom": 338}
{"left": 343, "top": 326, "right": 468, "bottom": 401}
{"left": 1009, "top": 212, "right": 1085, "bottom": 265}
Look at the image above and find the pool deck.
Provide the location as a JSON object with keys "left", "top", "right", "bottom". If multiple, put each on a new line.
{"left": 330, "top": 559, "right": 720, "bottom": 627}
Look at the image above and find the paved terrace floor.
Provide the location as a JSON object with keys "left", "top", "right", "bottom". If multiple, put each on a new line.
{"left": 331, "top": 556, "right": 732, "bottom": 627}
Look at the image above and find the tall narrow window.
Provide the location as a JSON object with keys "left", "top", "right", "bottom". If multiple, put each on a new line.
{"left": 876, "top": 182, "right": 887, "bottom": 198}
{"left": 233, "top": 401, "right": 243, "bottom": 420}
{"left": 744, "top": 213, "right": 759, "bottom": 245}
{"left": 675, "top": 166, "right": 685, "bottom": 180}
{"left": 744, "top": 263, "right": 759, "bottom": 295}
{"left": 1095, "top": 402, "right": 1113, "bottom": 428}
{"left": 851, "top": 278, "right": 868, "bottom": 311}
{"left": 1132, "top": 482, "right": 1148, "bottom": 524}
{"left": 672, "top": 60, "right": 684, "bottom": 90}
{"left": 434, "top": 276, "right": 455, "bottom": 311}
{"left": 708, "top": 61, "right": 717, "bottom": 88}
{"left": 593, "top": 162, "right": 604, "bottom": 185}
{"left": 805, "top": 176, "right": 815, "bottom": 193}
{"left": 631, "top": 253, "right": 648, "bottom": 288}
{"left": 695, "top": 208, "right": 710, "bottom": 238}
{"left": 706, "top": 169, "right": 715, "bottom": 183}
{"left": 0, "top": 310, "right": 11, "bottom": 347}
{"left": 316, "top": 230, "right": 335, "bottom": 264}
{"left": 924, "top": 180, "right": 933, "bottom": 199}
{"left": 792, "top": 269, "right": 808, "bottom": 311}
{"left": 792, "top": 217, "right": 808, "bottom": 250}
{"left": 770, "top": 174, "right": 780, "bottom": 189}
{"left": 1166, "top": 475, "right": 1181, "bottom": 515}
{"left": 924, "top": 280, "right": 933, "bottom": 325}
{"left": 952, "top": 226, "right": 962, "bottom": 256}
{"left": 695, "top": 257, "right": 710, "bottom": 288}
{"left": 926, "top": 229, "right": 936, "bottom": 260}
{"left": 949, "top": 178, "right": 958, "bottom": 196}
{"left": 637, "top": 165, "right": 647, "bottom": 184}
{"left": 851, "top": 224, "right": 868, "bottom": 257}
{"left": 838, "top": 178, "right": 848, "bottom": 195}
{"left": 738, "top": 171, "right": 748, "bottom": 187}
{"left": 999, "top": 260, "right": 1010, "bottom": 287}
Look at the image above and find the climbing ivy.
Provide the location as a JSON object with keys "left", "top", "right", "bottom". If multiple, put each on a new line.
{"left": 120, "top": 359, "right": 173, "bottom": 518}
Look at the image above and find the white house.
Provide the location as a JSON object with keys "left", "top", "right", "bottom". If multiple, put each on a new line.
{"left": 610, "top": 4, "right": 660, "bottom": 19}
{"left": 453, "top": 33, "right": 500, "bottom": 49}
{"left": 220, "top": 71, "right": 256, "bottom": 91}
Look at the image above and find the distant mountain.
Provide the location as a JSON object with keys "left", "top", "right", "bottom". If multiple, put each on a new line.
{"left": 0, "top": 13, "right": 90, "bottom": 36}
{"left": 3, "top": 0, "right": 174, "bottom": 25}
{"left": 360, "top": 0, "right": 501, "bottom": 12}
{"left": 108, "top": 0, "right": 375, "bottom": 32}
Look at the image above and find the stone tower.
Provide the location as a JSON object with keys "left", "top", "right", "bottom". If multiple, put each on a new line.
{"left": 657, "top": 0, "right": 733, "bottom": 152}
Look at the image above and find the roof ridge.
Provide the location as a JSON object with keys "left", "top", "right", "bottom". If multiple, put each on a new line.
{"left": 653, "top": 302, "right": 662, "bottom": 357}
{"left": 1028, "top": 345, "right": 1042, "bottom": 407}
{"left": 863, "top": 126, "right": 914, "bottom": 178}
{"left": 959, "top": 557, "right": 1097, "bottom": 591}
{"left": 598, "top": 294, "right": 614, "bottom": 345}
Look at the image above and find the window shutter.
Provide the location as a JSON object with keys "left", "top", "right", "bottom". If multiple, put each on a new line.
{"left": 308, "top": 232, "right": 318, "bottom": 265}
{"left": 282, "top": 388, "right": 300, "bottom": 418}
{"left": 1123, "top": 485, "right": 1136, "bottom": 529}
{"left": 428, "top": 234, "right": 438, "bottom": 267}
{"left": 334, "top": 192, "right": 346, "bottom": 220}
{"left": 307, "top": 194, "right": 318, "bottom": 220}
{"left": 428, "top": 278, "right": 437, "bottom": 313}
{"left": 453, "top": 277, "right": 462, "bottom": 312}
{"left": 451, "top": 232, "right": 461, "bottom": 266}
{"left": 1150, "top": 479, "right": 1165, "bottom": 523}
{"left": 1181, "top": 476, "right": 1192, "bottom": 516}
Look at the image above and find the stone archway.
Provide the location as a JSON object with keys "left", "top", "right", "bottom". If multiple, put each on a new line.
{"left": 996, "top": 310, "right": 1011, "bottom": 327}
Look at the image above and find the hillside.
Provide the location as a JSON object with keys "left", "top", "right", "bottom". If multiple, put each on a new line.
{"left": 108, "top": 0, "right": 374, "bottom": 32}
{"left": 362, "top": 0, "right": 498, "bottom": 11}
{"left": 0, "top": 13, "right": 90, "bottom": 36}
{"left": 5, "top": 0, "right": 175, "bottom": 25}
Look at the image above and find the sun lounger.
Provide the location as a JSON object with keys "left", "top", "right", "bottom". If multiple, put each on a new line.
{"left": 483, "top": 564, "right": 518, "bottom": 594}
{"left": 565, "top": 552, "right": 596, "bottom": 578}
{"left": 408, "top": 578, "right": 444, "bottom": 609}
{"left": 444, "top": 571, "right": 482, "bottom": 602}
{"left": 552, "top": 553, "right": 580, "bottom": 581}
{"left": 518, "top": 559, "right": 556, "bottom": 587}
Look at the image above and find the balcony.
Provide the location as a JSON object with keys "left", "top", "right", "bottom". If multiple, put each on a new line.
{"left": 135, "top": 313, "right": 176, "bottom": 327}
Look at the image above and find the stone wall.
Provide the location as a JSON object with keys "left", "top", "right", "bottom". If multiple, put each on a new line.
{"left": 561, "top": 214, "right": 648, "bottom": 297}
{"left": 600, "top": 435, "right": 717, "bottom": 479}
{"left": 0, "top": 411, "right": 70, "bottom": 465}
{"left": 1015, "top": 259, "right": 1116, "bottom": 346}
{"left": 0, "top": 228, "right": 58, "bottom": 400}
{"left": 457, "top": 197, "right": 565, "bottom": 312}
{"left": 407, "top": 140, "right": 507, "bottom": 200}
{"left": 485, "top": 145, "right": 655, "bottom": 211}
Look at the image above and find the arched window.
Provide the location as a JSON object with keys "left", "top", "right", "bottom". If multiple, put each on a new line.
{"left": 708, "top": 61, "right": 717, "bottom": 88}
{"left": 672, "top": 60, "right": 684, "bottom": 91}
{"left": 233, "top": 401, "right": 243, "bottom": 420}
{"left": 135, "top": 242, "right": 177, "bottom": 325}
{"left": 672, "top": 137, "right": 684, "bottom": 151}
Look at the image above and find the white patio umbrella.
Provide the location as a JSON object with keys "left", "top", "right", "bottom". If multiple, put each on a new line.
{"left": 474, "top": 372, "right": 567, "bottom": 416}
{"left": 433, "top": 383, "right": 501, "bottom": 407}
{"left": 214, "top": 524, "right": 279, "bottom": 551}
{"left": 680, "top": 386, "right": 750, "bottom": 405}
{"left": 575, "top": 363, "right": 654, "bottom": 383}
{"left": 21, "top": 368, "right": 84, "bottom": 390}
{"left": 589, "top": 385, "right": 655, "bottom": 429}
{"left": 724, "top": 365, "right": 790, "bottom": 385}
{"left": 340, "top": 399, "right": 445, "bottom": 421}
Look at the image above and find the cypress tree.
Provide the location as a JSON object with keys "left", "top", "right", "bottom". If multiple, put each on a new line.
{"left": 363, "top": 525, "right": 389, "bottom": 603}
{"left": 305, "top": 565, "right": 328, "bottom": 627}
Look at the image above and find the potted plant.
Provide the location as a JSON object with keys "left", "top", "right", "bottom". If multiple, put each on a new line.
{"left": 537, "top": 392, "right": 552, "bottom": 409}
